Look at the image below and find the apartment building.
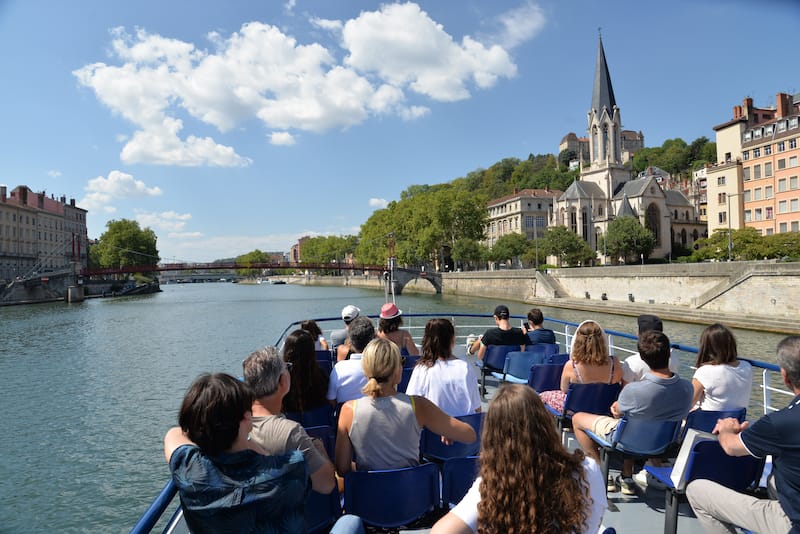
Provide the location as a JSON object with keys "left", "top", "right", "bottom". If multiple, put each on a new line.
{"left": 0, "top": 185, "right": 88, "bottom": 281}
{"left": 708, "top": 93, "right": 800, "bottom": 236}
{"left": 485, "top": 188, "right": 561, "bottom": 247}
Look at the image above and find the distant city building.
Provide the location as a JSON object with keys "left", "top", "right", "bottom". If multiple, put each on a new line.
{"left": 707, "top": 93, "right": 800, "bottom": 237}
{"left": 560, "top": 127, "right": 642, "bottom": 167}
{"left": 0, "top": 185, "right": 88, "bottom": 281}
{"left": 551, "top": 36, "right": 703, "bottom": 263}
{"left": 559, "top": 132, "right": 590, "bottom": 164}
{"left": 691, "top": 167, "right": 708, "bottom": 222}
{"left": 485, "top": 188, "right": 562, "bottom": 247}
{"left": 290, "top": 236, "right": 310, "bottom": 263}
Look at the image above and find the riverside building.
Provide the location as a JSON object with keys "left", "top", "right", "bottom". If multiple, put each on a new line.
{"left": 0, "top": 185, "right": 88, "bottom": 282}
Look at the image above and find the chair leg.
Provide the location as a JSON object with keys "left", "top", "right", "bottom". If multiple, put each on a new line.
{"left": 600, "top": 448, "right": 611, "bottom": 494}
{"left": 664, "top": 490, "right": 680, "bottom": 534}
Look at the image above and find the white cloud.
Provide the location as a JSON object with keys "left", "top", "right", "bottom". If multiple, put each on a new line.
{"left": 80, "top": 170, "right": 162, "bottom": 212}
{"left": 284, "top": 0, "right": 296, "bottom": 15}
{"left": 492, "top": 1, "right": 546, "bottom": 50}
{"left": 47, "top": 170, "right": 61, "bottom": 178}
{"left": 369, "top": 197, "right": 388, "bottom": 209}
{"left": 74, "top": 4, "right": 520, "bottom": 162}
{"left": 269, "top": 131, "right": 296, "bottom": 145}
{"left": 158, "top": 232, "right": 302, "bottom": 262}
{"left": 135, "top": 210, "right": 192, "bottom": 232}
{"left": 115, "top": 133, "right": 129, "bottom": 143}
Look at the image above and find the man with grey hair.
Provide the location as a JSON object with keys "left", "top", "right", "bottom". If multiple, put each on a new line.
{"left": 243, "top": 346, "right": 336, "bottom": 495}
{"left": 327, "top": 316, "right": 375, "bottom": 405}
{"left": 686, "top": 335, "right": 800, "bottom": 534}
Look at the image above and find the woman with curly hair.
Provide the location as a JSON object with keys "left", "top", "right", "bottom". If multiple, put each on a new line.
{"left": 281, "top": 329, "right": 329, "bottom": 414}
{"left": 301, "top": 319, "right": 328, "bottom": 351}
{"left": 691, "top": 323, "right": 752, "bottom": 411}
{"left": 539, "top": 320, "right": 622, "bottom": 413}
{"left": 376, "top": 302, "right": 419, "bottom": 355}
{"left": 431, "top": 384, "right": 606, "bottom": 534}
{"left": 406, "top": 318, "right": 481, "bottom": 416}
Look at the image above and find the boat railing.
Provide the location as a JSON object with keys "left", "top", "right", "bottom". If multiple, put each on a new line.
{"left": 130, "top": 479, "right": 177, "bottom": 534}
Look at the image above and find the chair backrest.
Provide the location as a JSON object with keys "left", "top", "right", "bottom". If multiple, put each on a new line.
{"left": 611, "top": 416, "right": 682, "bottom": 456}
{"left": 316, "top": 359, "right": 333, "bottom": 375}
{"left": 400, "top": 347, "right": 410, "bottom": 356}
{"left": 403, "top": 355, "right": 420, "bottom": 369}
{"left": 685, "top": 439, "right": 762, "bottom": 491}
{"left": 504, "top": 351, "right": 541, "bottom": 381}
{"left": 343, "top": 463, "right": 440, "bottom": 528}
{"left": 397, "top": 367, "right": 413, "bottom": 394}
{"left": 547, "top": 353, "right": 570, "bottom": 365}
{"left": 483, "top": 345, "right": 520, "bottom": 371}
{"left": 525, "top": 343, "right": 559, "bottom": 357}
{"left": 305, "top": 487, "right": 342, "bottom": 534}
{"left": 420, "top": 412, "right": 484, "bottom": 461}
{"left": 285, "top": 404, "right": 335, "bottom": 428}
{"left": 562, "top": 382, "right": 622, "bottom": 416}
{"left": 315, "top": 349, "right": 333, "bottom": 363}
{"left": 683, "top": 408, "right": 746, "bottom": 438}
{"left": 527, "top": 364, "right": 564, "bottom": 393}
{"left": 441, "top": 456, "right": 479, "bottom": 508}
{"left": 303, "top": 425, "right": 336, "bottom": 460}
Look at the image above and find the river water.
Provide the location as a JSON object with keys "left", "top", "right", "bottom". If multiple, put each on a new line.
{"left": 0, "top": 283, "right": 788, "bottom": 532}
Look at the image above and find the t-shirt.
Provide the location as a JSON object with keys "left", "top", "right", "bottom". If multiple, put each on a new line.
{"left": 480, "top": 327, "right": 530, "bottom": 348}
{"left": 406, "top": 358, "right": 481, "bottom": 416}
{"left": 740, "top": 394, "right": 800, "bottom": 527}
{"left": 622, "top": 350, "right": 682, "bottom": 383}
{"left": 616, "top": 372, "right": 693, "bottom": 421}
{"left": 348, "top": 393, "right": 421, "bottom": 471}
{"left": 692, "top": 360, "right": 753, "bottom": 411}
{"left": 169, "top": 445, "right": 308, "bottom": 534}
{"left": 526, "top": 328, "right": 556, "bottom": 345}
{"left": 249, "top": 414, "right": 328, "bottom": 475}
{"left": 329, "top": 328, "right": 348, "bottom": 349}
{"left": 326, "top": 354, "right": 367, "bottom": 404}
{"left": 450, "top": 457, "right": 606, "bottom": 533}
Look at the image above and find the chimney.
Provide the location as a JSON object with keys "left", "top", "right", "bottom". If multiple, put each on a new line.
{"left": 70, "top": 198, "right": 75, "bottom": 207}
{"left": 20, "top": 187, "right": 28, "bottom": 205}
{"left": 733, "top": 105, "right": 743, "bottom": 119}
{"left": 38, "top": 192, "right": 44, "bottom": 208}
{"left": 0, "top": 186, "right": 5, "bottom": 201}
{"left": 60, "top": 195, "right": 66, "bottom": 204}
{"left": 777, "top": 92, "right": 792, "bottom": 118}
{"left": 513, "top": 187, "right": 519, "bottom": 194}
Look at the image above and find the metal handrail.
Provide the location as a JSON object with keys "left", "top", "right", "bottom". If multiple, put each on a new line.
{"left": 130, "top": 479, "right": 177, "bottom": 534}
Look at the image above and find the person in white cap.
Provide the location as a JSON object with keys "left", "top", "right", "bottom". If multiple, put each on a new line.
{"left": 330, "top": 305, "right": 359, "bottom": 359}
{"left": 376, "top": 302, "right": 419, "bottom": 356}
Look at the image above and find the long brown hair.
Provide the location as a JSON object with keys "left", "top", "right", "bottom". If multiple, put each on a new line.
{"left": 419, "top": 318, "right": 455, "bottom": 367}
{"left": 695, "top": 323, "right": 738, "bottom": 367}
{"left": 571, "top": 320, "right": 609, "bottom": 366}
{"left": 478, "top": 384, "right": 589, "bottom": 534}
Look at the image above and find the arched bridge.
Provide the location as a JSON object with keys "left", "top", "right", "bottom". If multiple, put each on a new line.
{"left": 81, "top": 262, "right": 442, "bottom": 294}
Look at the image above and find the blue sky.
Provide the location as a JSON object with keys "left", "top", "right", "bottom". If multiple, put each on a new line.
{"left": 0, "top": 0, "right": 797, "bottom": 262}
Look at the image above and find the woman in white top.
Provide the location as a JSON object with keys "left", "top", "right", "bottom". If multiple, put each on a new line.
{"left": 692, "top": 323, "right": 753, "bottom": 411}
{"left": 406, "top": 318, "right": 481, "bottom": 416}
{"left": 431, "top": 384, "right": 606, "bottom": 534}
{"left": 335, "top": 338, "right": 476, "bottom": 475}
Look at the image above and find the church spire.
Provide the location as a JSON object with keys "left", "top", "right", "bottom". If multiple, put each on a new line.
{"left": 591, "top": 33, "right": 616, "bottom": 113}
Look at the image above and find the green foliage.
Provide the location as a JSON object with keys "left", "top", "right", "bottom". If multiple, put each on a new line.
{"left": 559, "top": 149, "right": 578, "bottom": 168}
{"left": 601, "top": 216, "right": 656, "bottom": 264}
{"left": 451, "top": 238, "right": 485, "bottom": 270}
{"left": 489, "top": 233, "right": 531, "bottom": 267}
{"left": 92, "top": 219, "right": 159, "bottom": 271}
{"left": 631, "top": 136, "right": 715, "bottom": 177}
{"left": 542, "top": 226, "right": 596, "bottom": 267}
{"left": 300, "top": 235, "right": 358, "bottom": 265}
{"left": 690, "top": 228, "right": 800, "bottom": 262}
{"left": 235, "top": 249, "right": 270, "bottom": 277}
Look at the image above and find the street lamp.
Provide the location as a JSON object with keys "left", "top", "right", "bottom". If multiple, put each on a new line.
{"left": 727, "top": 192, "right": 742, "bottom": 261}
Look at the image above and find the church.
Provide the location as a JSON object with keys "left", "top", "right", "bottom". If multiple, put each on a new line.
{"left": 553, "top": 36, "right": 705, "bottom": 263}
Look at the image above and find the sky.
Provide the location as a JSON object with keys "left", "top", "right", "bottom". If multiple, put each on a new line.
{"left": 0, "top": 0, "right": 798, "bottom": 263}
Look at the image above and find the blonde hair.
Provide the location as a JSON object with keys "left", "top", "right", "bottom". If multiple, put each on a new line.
{"left": 571, "top": 320, "right": 609, "bottom": 366}
{"left": 361, "top": 338, "right": 401, "bottom": 396}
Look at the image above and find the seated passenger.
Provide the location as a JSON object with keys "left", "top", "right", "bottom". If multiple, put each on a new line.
{"left": 164, "top": 373, "right": 308, "bottom": 533}
{"left": 301, "top": 319, "right": 328, "bottom": 351}
{"left": 331, "top": 305, "right": 360, "bottom": 359}
{"left": 406, "top": 318, "right": 481, "bottom": 416}
{"left": 281, "top": 329, "right": 330, "bottom": 414}
{"left": 539, "top": 320, "right": 622, "bottom": 413}
{"left": 571, "top": 331, "right": 693, "bottom": 495}
{"left": 431, "top": 384, "right": 606, "bottom": 534}
{"left": 376, "top": 302, "right": 419, "bottom": 355}
{"left": 335, "top": 338, "right": 476, "bottom": 474}
{"left": 243, "top": 347, "right": 336, "bottom": 495}
{"left": 327, "top": 316, "right": 375, "bottom": 405}
{"left": 691, "top": 323, "right": 753, "bottom": 411}
{"left": 621, "top": 314, "right": 681, "bottom": 384}
{"left": 521, "top": 308, "right": 556, "bottom": 345}
{"left": 467, "top": 304, "right": 530, "bottom": 360}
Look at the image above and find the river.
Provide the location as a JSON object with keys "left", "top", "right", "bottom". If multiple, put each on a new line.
{"left": 0, "top": 283, "right": 788, "bottom": 532}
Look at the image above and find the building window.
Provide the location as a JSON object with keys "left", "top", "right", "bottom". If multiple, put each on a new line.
{"left": 779, "top": 201, "right": 788, "bottom": 214}
{"left": 791, "top": 176, "right": 799, "bottom": 190}
{"left": 765, "top": 162, "right": 773, "bottom": 177}
{"left": 792, "top": 199, "right": 800, "bottom": 212}
{"left": 778, "top": 141, "right": 786, "bottom": 152}
{"left": 778, "top": 121, "right": 787, "bottom": 133}
{"left": 753, "top": 147, "right": 761, "bottom": 157}
{"left": 717, "top": 176, "right": 726, "bottom": 186}
{"left": 744, "top": 210, "right": 752, "bottom": 222}
{"left": 790, "top": 156, "right": 799, "bottom": 168}
{"left": 754, "top": 188, "right": 762, "bottom": 201}
{"left": 766, "top": 207, "right": 774, "bottom": 220}
{"left": 779, "top": 178, "right": 787, "bottom": 192}
{"left": 779, "top": 158, "right": 787, "bottom": 170}
{"left": 766, "top": 228, "right": 774, "bottom": 236}
{"left": 719, "top": 212, "right": 727, "bottom": 224}
{"left": 525, "top": 216, "right": 534, "bottom": 228}
{"left": 743, "top": 151, "right": 750, "bottom": 161}
{"left": 765, "top": 145, "right": 773, "bottom": 155}
{"left": 790, "top": 138, "right": 798, "bottom": 149}
{"left": 755, "top": 208, "right": 762, "bottom": 221}
{"left": 754, "top": 164, "right": 762, "bottom": 179}
{"left": 743, "top": 167, "right": 751, "bottom": 181}
{"left": 718, "top": 192, "right": 727, "bottom": 204}
{"left": 780, "top": 222, "right": 788, "bottom": 233}
{"left": 793, "top": 221, "right": 800, "bottom": 232}
{"left": 765, "top": 185, "right": 774, "bottom": 199}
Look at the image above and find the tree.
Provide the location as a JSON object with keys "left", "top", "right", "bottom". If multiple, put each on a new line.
{"left": 92, "top": 219, "right": 159, "bottom": 271}
{"left": 542, "top": 226, "right": 596, "bottom": 267}
{"left": 235, "top": 249, "right": 270, "bottom": 277}
{"left": 451, "top": 238, "right": 484, "bottom": 270}
{"left": 489, "top": 233, "right": 531, "bottom": 268}
{"left": 601, "top": 217, "right": 656, "bottom": 264}
{"left": 558, "top": 149, "right": 578, "bottom": 168}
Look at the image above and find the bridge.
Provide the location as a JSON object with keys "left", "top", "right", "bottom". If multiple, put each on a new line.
{"left": 80, "top": 262, "right": 442, "bottom": 294}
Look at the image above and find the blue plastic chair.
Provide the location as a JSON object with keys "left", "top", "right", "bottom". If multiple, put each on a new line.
{"left": 343, "top": 463, "right": 440, "bottom": 529}
{"left": 397, "top": 367, "right": 413, "bottom": 393}
{"left": 475, "top": 345, "right": 520, "bottom": 394}
{"left": 441, "top": 456, "right": 479, "bottom": 509}
{"left": 491, "top": 351, "right": 543, "bottom": 384}
{"left": 644, "top": 439, "right": 763, "bottom": 534}
{"left": 403, "top": 355, "right": 420, "bottom": 368}
{"left": 527, "top": 363, "right": 564, "bottom": 393}
{"left": 306, "top": 486, "right": 342, "bottom": 534}
{"left": 545, "top": 382, "right": 621, "bottom": 442}
{"left": 547, "top": 352, "right": 570, "bottom": 365}
{"left": 524, "top": 343, "right": 559, "bottom": 357}
{"left": 315, "top": 359, "right": 333, "bottom": 375}
{"left": 682, "top": 408, "right": 746, "bottom": 439}
{"left": 315, "top": 349, "right": 333, "bottom": 363}
{"left": 420, "top": 412, "right": 484, "bottom": 462}
{"left": 285, "top": 403, "right": 335, "bottom": 428}
{"left": 304, "top": 425, "right": 336, "bottom": 461}
{"left": 586, "top": 416, "right": 683, "bottom": 494}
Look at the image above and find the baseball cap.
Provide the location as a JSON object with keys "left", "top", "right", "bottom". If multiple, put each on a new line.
{"left": 637, "top": 314, "right": 663, "bottom": 333}
{"left": 341, "top": 305, "right": 360, "bottom": 322}
{"left": 493, "top": 305, "right": 510, "bottom": 319}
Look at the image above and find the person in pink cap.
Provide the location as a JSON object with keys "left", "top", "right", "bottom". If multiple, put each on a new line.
{"left": 376, "top": 302, "right": 419, "bottom": 356}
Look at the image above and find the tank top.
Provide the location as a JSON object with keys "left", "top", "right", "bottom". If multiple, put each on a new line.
{"left": 349, "top": 393, "right": 421, "bottom": 471}
{"left": 572, "top": 356, "right": 616, "bottom": 384}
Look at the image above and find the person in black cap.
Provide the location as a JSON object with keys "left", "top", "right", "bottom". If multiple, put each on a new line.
{"left": 467, "top": 304, "right": 530, "bottom": 360}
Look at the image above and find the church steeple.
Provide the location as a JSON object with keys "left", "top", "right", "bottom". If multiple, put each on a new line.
{"left": 592, "top": 33, "right": 616, "bottom": 114}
